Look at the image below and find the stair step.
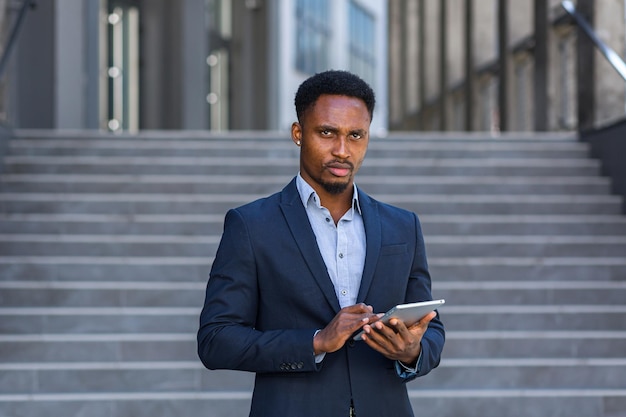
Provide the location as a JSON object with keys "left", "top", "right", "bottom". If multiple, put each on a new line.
{"left": 2, "top": 256, "right": 625, "bottom": 282}
{"left": 0, "top": 390, "right": 623, "bottom": 417}
{"left": 2, "top": 212, "right": 626, "bottom": 235}
{"left": 1, "top": 193, "right": 621, "bottom": 215}
{"left": 0, "top": 359, "right": 625, "bottom": 394}
{"left": 409, "top": 359, "right": 626, "bottom": 390}
{"left": 2, "top": 306, "right": 625, "bottom": 334}
{"left": 1, "top": 233, "right": 625, "bottom": 257}
{"left": 2, "top": 332, "right": 625, "bottom": 362}
{"left": 1, "top": 280, "right": 625, "bottom": 307}
{"left": 1, "top": 173, "right": 611, "bottom": 195}
{"left": 8, "top": 136, "right": 591, "bottom": 158}
{"left": 2, "top": 155, "right": 601, "bottom": 176}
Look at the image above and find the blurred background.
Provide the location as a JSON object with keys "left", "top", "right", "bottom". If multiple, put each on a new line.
{"left": 1, "top": 1, "right": 626, "bottom": 417}
{"left": 1, "top": 0, "right": 625, "bottom": 134}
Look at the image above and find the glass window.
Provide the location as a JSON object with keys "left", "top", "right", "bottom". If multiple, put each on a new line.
{"left": 295, "top": 0, "right": 330, "bottom": 75}
{"left": 349, "top": 1, "right": 376, "bottom": 86}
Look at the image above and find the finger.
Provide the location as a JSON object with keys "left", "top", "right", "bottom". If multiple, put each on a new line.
{"left": 388, "top": 318, "right": 410, "bottom": 338}
{"left": 342, "top": 303, "right": 374, "bottom": 314}
{"left": 389, "top": 318, "right": 424, "bottom": 351}
{"left": 369, "top": 320, "right": 400, "bottom": 346}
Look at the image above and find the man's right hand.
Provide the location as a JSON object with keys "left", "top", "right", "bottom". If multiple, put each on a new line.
{"left": 313, "top": 303, "right": 379, "bottom": 355}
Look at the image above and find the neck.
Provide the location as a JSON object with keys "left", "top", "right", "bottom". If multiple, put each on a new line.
{"left": 317, "top": 187, "right": 354, "bottom": 225}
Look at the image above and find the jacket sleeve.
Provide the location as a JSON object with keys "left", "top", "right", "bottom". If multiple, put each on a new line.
{"left": 197, "top": 208, "right": 321, "bottom": 374}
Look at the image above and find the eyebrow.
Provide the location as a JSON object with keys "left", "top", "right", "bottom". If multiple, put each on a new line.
{"left": 317, "top": 125, "right": 367, "bottom": 136}
{"left": 350, "top": 128, "right": 368, "bottom": 136}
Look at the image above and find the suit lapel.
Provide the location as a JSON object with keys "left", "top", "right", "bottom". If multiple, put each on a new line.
{"left": 279, "top": 179, "right": 341, "bottom": 313}
{"left": 357, "top": 190, "right": 381, "bottom": 303}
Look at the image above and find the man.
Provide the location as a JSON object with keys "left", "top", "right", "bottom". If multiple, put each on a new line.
{"left": 198, "top": 70, "right": 445, "bottom": 417}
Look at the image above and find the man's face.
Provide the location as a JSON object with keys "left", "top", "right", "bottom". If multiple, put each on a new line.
{"left": 292, "top": 94, "right": 370, "bottom": 197}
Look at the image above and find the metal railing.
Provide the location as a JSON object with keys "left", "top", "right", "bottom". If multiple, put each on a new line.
{"left": 561, "top": 0, "right": 626, "bottom": 82}
{"left": 0, "top": 0, "right": 36, "bottom": 79}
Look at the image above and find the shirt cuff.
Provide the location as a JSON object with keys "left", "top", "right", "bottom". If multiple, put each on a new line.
{"left": 395, "top": 349, "right": 423, "bottom": 377}
{"left": 313, "top": 330, "right": 326, "bottom": 363}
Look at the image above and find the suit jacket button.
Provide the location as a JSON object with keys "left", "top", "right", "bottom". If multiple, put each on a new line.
{"left": 291, "top": 363, "right": 297, "bottom": 370}
{"left": 348, "top": 340, "right": 355, "bottom": 348}
{"left": 297, "top": 362, "right": 304, "bottom": 369}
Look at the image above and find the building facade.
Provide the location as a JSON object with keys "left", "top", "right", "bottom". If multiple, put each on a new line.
{"left": 0, "top": 0, "right": 388, "bottom": 133}
{"left": 387, "top": 0, "right": 626, "bottom": 132}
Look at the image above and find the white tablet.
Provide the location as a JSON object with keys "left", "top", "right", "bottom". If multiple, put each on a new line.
{"left": 353, "top": 299, "right": 445, "bottom": 341}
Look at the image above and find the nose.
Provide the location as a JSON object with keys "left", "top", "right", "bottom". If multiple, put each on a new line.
{"left": 332, "top": 136, "right": 350, "bottom": 159}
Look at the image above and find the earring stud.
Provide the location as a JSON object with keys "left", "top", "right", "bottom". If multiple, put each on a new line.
{"left": 296, "top": 141, "right": 301, "bottom": 146}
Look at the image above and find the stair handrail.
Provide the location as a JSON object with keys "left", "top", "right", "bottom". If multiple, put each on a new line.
{"left": 0, "top": 0, "right": 36, "bottom": 79}
{"left": 561, "top": 0, "right": 626, "bottom": 82}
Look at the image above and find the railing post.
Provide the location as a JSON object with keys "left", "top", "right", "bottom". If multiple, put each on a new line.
{"left": 439, "top": 0, "right": 448, "bottom": 130}
{"left": 464, "top": 0, "right": 474, "bottom": 131}
{"left": 0, "top": 0, "right": 36, "bottom": 79}
{"left": 576, "top": 0, "right": 596, "bottom": 131}
{"left": 498, "top": 0, "right": 509, "bottom": 131}
{"left": 418, "top": 0, "right": 427, "bottom": 130}
{"left": 534, "top": 0, "right": 549, "bottom": 131}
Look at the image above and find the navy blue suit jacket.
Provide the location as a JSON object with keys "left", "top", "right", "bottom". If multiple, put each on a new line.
{"left": 198, "top": 178, "right": 445, "bottom": 417}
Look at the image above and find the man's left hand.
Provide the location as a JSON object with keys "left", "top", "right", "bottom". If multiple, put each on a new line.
{"left": 360, "top": 311, "right": 436, "bottom": 364}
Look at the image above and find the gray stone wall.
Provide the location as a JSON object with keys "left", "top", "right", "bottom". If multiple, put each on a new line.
{"left": 388, "top": 0, "right": 626, "bottom": 131}
{"left": 594, "top": 0, "right": 626, "bottom": 126}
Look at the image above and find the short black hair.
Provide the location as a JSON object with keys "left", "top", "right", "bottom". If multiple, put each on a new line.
{"left": 294, "top": 70, "right": 376, "bottom": 123}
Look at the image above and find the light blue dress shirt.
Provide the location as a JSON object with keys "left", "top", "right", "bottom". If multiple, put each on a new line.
{"left": 296, "top": 174, "right": 366, "bottom": 309}
{"left": 296, "top": 174, "right": 421, "bottom": 375}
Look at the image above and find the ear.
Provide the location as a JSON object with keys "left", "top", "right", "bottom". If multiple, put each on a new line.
{"left": 291, "top": 122, "right": 302, "bottom": 146}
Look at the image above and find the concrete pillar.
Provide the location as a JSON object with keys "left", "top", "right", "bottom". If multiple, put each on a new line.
{"left": 181, "top": 0, "right": 209, "bottom": 130}
{"left": 13, "top": 0, "right": 54, "bottom": 128}
{"left": 577, "top": 0, "right": 595, "bottom": 131}
{"left": 534, "top": 0, "right": 549, "bottom": 131}
{"left": 498, "top": 0, "right": 509, "bottom": 131}
{"left": 439, "top": 0, "right": 448, "bottom": 130}
{"left": 465, "top": 0, "right": 474, "bottom": 131}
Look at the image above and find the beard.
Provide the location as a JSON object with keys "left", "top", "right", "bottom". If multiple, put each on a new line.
{"left": 320, "top": 178, "right": 351, "bottom": 195}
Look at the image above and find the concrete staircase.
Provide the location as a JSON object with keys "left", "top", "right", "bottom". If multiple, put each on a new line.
{"left": 1, "top": 129, "right": 625, "bottom": 417}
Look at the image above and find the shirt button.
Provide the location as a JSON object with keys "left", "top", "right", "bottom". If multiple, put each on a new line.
{"left": 338, "top": 253, "right": 344, "bottom": 259}
{"left": 341, "top": 290, "right": 347, "bottom": 296}
{"left": 325, "top": 217, "right": 331, "bottom": 222}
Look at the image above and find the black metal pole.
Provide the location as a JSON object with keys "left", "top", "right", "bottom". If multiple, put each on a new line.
{"left": 0, "top": 1, "right": 36, "bottom": 79}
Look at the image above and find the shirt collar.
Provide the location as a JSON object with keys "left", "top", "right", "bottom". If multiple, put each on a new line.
{"left": 296, "top": 173, "right": 362, "bottom": 214}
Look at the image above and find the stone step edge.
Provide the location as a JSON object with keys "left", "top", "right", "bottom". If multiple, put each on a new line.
{"left": 10, "top": 128, "right": 580, "bottom": 142}
{"left": 0, "top": 173, "right": 609, "bottom": 185}
{"left": 2, "top": 330, "right": 626, "bottom": 342}
{"left": 2, "top": 234, "right": 626, "bottom": 244}
{"left": 1, "top": 388, "right": 626, "bottom": 403}
{"left": 3, "top": 155, "right": 600, "bottom": 168}
{"left": 1, "top": 256, "right": 625, "bottom": 266}
{"left": 9, "top": 136, "right": 583, "bottom": 148}
{"left": 1, "top": 280, "right": 625, "bottom": 290}
{"left": 2, "top": 213, "right": 624, "bottom": 224}
{"left": 1, "top": 389, "right": 625, "bottom": 403}
{"left": 0, "top": 193, "right": 618, "bottom": 204}
{"left": 2, "top": 358, "right": 626, "bottom": 371}
{"left": 3, "top": 305, "right": 626, "bottom": 316}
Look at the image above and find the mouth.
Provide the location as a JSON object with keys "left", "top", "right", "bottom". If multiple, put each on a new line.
{"left": 325, "top": 162, "right": 353, "bottom": 178}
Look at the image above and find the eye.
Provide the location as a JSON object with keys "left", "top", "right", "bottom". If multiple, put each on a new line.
{"left": 350, "top": 132, "right": 363, "bottom": 140}
{"left": 320, "top": 129, "right": 332, "bottom": 137}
